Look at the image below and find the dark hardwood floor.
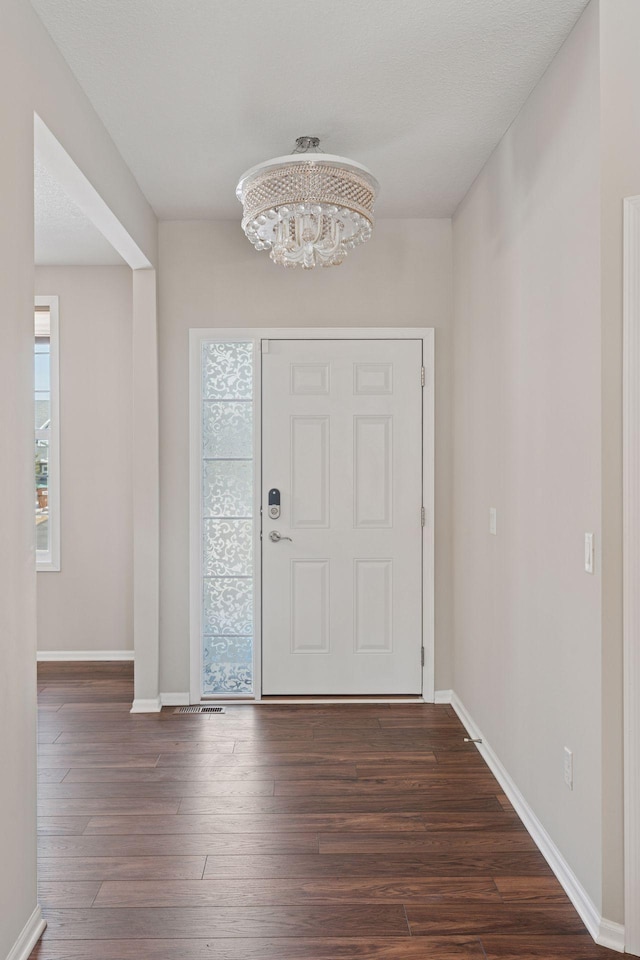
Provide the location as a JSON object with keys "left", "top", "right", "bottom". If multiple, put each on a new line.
{"left": 31, "top": 662, "right": 617, "bottom": 959}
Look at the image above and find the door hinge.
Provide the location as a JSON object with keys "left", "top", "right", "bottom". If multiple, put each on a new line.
{"left": 421, "top": 506, "right": 426, "bottom": 527}
{"left": 421, "top": 647, "right": 425, "bottom": 667}
{"left": 421, "top": 366, "right": 425, "bottom": 387}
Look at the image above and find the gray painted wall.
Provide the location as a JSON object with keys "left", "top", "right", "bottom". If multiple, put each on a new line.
{"left": 157, "top": 218, "right": 454, "bottom": 695}
{"left": 0, "top": 0, "right": 154, "bottom": 953}
{"left": 452, "top": 0, "right": 609, "bottom": 916}
{"left": 35, "top": 266, "right": 134, "bottom": 654}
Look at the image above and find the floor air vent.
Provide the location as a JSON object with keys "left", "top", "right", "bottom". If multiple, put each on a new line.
{"left": 174, "top": 705, "right": 225, "bottom": 714}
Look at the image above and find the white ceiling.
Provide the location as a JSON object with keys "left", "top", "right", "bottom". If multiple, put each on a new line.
{"left": 35, "top": 158, "right": 125, "bottom": 265}
{"left": 31, "top": 0, "right": 589, "bottom": 220}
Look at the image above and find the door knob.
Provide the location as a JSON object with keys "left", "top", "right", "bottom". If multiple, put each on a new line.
{"left": 269, "top": 531, "right": 293, "bottom": 542}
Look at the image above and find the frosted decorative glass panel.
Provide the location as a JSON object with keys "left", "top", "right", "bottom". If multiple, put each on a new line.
{"left": 203, "top": 402, "right": 252, "bottom": 459}
{"left": 203, "top": 577, "right": 253, "bottom": 636}
{"left": 203, "top": 520, "right": 252, "bottom": 577}
{"left": 203, "top": 342, "right": 253, "bottom": 400}
{"left": 203, "top": 637, "right": 252, "bottom": 694}
{"left": 203, "top": 460, "right": 253, "bottom": 518}
{"left": 200, "top": 341, "right": 254, "bottom": 696}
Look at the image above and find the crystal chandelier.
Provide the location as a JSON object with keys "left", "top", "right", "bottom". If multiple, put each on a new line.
{"left": 236, "top": 137, "right": 379, "bottom": 269}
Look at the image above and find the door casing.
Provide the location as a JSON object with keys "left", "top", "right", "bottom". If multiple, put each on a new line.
{"left": 623, "top": 196, "right": 640, "bottom": 955}
{"left": 189, "top": 327, "right": 435, "bottom": 704}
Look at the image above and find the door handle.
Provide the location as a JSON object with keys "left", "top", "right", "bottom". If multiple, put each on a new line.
{"left": 269, "top": 531, "right": 293, "bottom": 542}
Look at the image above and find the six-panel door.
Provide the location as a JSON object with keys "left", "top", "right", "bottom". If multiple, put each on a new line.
{"left": 261, "top": 339, "right": 423, "bottom": 695}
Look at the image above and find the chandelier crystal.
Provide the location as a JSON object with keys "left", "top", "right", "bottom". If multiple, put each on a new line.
{"left": 236, "top": 137, "right": 379, "bottom": 269}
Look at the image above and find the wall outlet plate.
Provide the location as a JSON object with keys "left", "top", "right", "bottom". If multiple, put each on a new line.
{"left": 489, "top": 507, "right": 497, "bottom": 536}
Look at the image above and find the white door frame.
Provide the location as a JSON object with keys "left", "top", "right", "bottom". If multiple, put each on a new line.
{"left": 623, "top": 197, "right": 640, "bottom": 956}
{"left": 189, "top": 327, "right": 435, "bottom": 705}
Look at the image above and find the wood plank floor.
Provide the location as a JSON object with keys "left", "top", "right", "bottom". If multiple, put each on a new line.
{"left": 30, "top": 663, "right": 617, "bottom": 960}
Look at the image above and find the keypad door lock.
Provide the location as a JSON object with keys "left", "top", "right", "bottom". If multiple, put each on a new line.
{"left": 268, "top": 488, "right": 280, "bottom": 520}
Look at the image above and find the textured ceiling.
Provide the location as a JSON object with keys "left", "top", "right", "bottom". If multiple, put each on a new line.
{"left": 35, "top": 158, "right": 125, "bottom": 265}
{"left": 31, "top": 0, "right": 589, "bottom": 220}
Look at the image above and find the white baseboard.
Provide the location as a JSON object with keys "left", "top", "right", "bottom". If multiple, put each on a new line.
{"left": 37, "top": 650, "right": 134, "bottom": 662}
{"left": 434, "top": 688, "right": 453, "bottom": 704}
{"left": 130, "top": 697, "right": 161, "bottom": 713}
{"left": 6, "top": 905, "right": 46, "bottom": 960}
{"left": 160, "top": 692, "right": 190, "bottom": 706}
{"left": 450, "top": 691, "right": 624, "bottom": 953}
{"left": 597, "top": 918, "right": 625, "bottom": 952}
{"left": 254, "top": 697, "right": 424, "bottom": 704}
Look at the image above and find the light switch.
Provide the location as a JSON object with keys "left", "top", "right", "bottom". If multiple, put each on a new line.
{"left": 489, "top": 508, "right": 497, "bottom": 536}
{"left": 584, "top": 533, "right": 594, "bottom": 574}
{"left": 564, "top": 747, "right": 574, "bottom": 790}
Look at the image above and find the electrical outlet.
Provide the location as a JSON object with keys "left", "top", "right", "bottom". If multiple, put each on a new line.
{"left": 489, "top": 507, "right": 497, "bottom": 536}
{"left": 564, "top": 747, "right": 573, "bottom": 790}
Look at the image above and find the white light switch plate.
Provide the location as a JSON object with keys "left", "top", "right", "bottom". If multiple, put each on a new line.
{"left": 564, "top": 747, "right": 573, "bottom": 790}
{"left": 584, "top": 533, "right": 594, "bottom": 574}
{"left": 489, "top": 508, "right": 497, "bottom": 536}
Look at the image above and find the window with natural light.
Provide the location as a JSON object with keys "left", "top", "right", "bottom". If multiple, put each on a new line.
{"left": 35, "top": 296, "right": 59, "bottom": 571}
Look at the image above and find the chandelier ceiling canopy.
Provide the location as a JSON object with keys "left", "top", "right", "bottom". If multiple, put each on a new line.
{"left": 236, "top": 137, "right": 379, "bottom": 270}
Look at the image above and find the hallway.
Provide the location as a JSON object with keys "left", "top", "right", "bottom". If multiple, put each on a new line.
{"left": 30, "top": 663, "right": 617, "bottom": 959}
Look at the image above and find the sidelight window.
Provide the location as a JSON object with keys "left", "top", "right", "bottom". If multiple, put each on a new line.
{"left": 200, "top": 341, "right": 255, "bottom": 696}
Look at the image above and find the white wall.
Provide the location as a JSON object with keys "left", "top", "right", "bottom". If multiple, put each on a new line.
{"left": 0, "top": 75, "right": 40, "bottom": 960}
{"left": 158, "top": 218, "right": 453, "bottom": 694}
{"left": 0, "top": 1, "right": 155, "bottom": 954}
{"left": 453, "top": 0, "right": 609, "bottom": 918}
{"left": 598, "top": 0, "right": 640, "bottom": 923}
{"left": 35, "top": 267, "right": 134, "bottom": 654}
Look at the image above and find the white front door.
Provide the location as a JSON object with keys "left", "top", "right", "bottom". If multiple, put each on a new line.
{"left": 261, "top": 339, "right": 424, "bottom": 695}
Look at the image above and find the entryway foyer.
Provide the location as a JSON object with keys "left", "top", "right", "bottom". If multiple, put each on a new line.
{"left": 32, "top": 662, "right": 614, "bottom": 960}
